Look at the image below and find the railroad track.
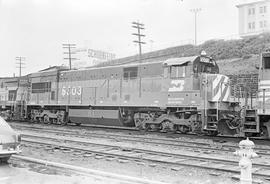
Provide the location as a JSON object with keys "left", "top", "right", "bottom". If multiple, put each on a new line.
{"left": 10, "top": 120, "right": 270, "bottom": 141}
{"left": 19, "top": 133, "right": 270, "bottom": 178}
{"left": 12, "top": 122, "right": 270, "bottom": 157}
{"left": 11, "top": 155, "right": 166, "bottom": 184}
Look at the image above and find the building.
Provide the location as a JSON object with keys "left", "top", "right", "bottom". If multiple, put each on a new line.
{"left": 236, "top": 0, "right": 270, "bottom": 37}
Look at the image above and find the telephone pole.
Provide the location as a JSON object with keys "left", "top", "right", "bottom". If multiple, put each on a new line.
{"left": 63, "top": 43, "right": 76, "bottom": 70}
{"left": 132, "top": 21, "right": 146, "bottom": 59}
{"left": 15, "top": 57, "right": 26, "bottom": 78}
{"left": 190, "top": 8, "right": 201, "bottom": 45}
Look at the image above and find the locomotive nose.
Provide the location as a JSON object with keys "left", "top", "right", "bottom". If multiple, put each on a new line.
{"left": 201, "top": 74, "right": 231, "bottom": 102}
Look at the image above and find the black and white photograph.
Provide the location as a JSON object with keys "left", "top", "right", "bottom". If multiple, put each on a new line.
{"left": 0, "top": 0, "right": 270, "bottom": 183}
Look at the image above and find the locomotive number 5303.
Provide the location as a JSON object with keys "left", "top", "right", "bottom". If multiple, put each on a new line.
{"left": 62, "top": 86, "right": 82, "bottom": 96}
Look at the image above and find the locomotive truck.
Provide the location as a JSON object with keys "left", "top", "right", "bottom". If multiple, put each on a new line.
{"left": 23, "top": 51, "right": 242, "bottom": 136}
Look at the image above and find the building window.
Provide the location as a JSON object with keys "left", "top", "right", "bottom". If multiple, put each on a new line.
{"left": 248, "top": 8, "right": 255, "bottom": 15}
{"left": 260, "top": 7, "right": 263, "bottom": 13}
{"left": 248, "top": 22, "right": 254, "bottom": 29}
{"left": 260, "top": 20, "right": 267, "bottom": 28}
{"left": 260, "top": 6, "right": 267, "bottom": 13}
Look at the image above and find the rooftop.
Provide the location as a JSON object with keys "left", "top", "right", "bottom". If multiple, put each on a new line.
{"left": 236, "top": 0, "right": 270, "bottom": 7}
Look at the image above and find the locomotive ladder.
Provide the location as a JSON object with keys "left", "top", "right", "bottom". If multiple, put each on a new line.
{"left": 203, "top": 106, "right": 219, "bottom": 135}
{"left": 243, "top": 109, "right": 259, "bottom": 135}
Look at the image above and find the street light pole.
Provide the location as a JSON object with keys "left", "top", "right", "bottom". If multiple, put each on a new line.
{"left": 190, "top": 8, "right": 201, "bottom": 45}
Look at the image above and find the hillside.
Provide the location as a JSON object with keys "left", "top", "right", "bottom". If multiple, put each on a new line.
{"left": 217, "top": 55, "right": 259, "bottom": 75}
{"left": 95, "top": 33, "right": 270, "bottom": 74}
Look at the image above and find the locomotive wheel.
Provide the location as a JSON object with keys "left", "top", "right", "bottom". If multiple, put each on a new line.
{"left": 43, "top": 115, "right": 51, "bottom": 124}
{"left": 37, "top": 117, "right": 42, "bottom": 124}
{"left": 145, "top": 123, "right": 158, "bottom": 131}
{"left": 177, "top": 125, "right": 189, "bottom": 134}
{"left": 261, "top": 127, "right": 269, "bottom": 138}
{"left": 160, "top": 120, "right": 174, "bottom": 132}
{"left": 207, "top": 130, "right": 218, "bottom": 136}
{"left": 135, "top": 118, "right": 147, "bottom": 130}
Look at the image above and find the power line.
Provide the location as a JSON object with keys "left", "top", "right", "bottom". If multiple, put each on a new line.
{"left": 132, "top": 21, "right": 146, "bottom": 59}
{"left": 62, "top": 43, "right": 76, "bottom": 70}
{"left": 190, "top": 8, "right": 201, "bottom": 45}
{"left": 15, "top": 57, "right": 26, "bottom": 78}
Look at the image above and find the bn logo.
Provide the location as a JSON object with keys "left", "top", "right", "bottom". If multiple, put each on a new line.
{"left": 168, "top": 80, "right": 185, "bottom": 92}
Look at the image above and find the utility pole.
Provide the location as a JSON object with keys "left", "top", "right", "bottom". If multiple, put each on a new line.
{"left": 63, "top": 43, "right": 76, "bottom": 70}
{"left": 15, "top": 57, "right": 26, "bottom": 78}
{"left": 15, "top": 56, "right": 26, "bottom": 116}
{"left": 132, "top": 21, "right": 146, "bottom": 59}
{"left": 190, "top": 8, "right": 201, "bottom": 45}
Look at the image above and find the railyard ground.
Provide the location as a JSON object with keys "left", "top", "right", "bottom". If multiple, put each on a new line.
{"left": 4, "top": 122, "right": 269, "bottom": 184}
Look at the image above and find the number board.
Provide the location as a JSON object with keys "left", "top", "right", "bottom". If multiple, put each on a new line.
{"left": 200, "top": 57, "right": 213, "bottom": 64}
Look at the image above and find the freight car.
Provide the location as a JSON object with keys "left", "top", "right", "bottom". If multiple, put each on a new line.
{"left": 27, "top": 52, "right": 242, "bottom": 136}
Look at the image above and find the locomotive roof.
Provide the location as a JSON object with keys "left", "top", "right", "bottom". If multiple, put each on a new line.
{"left": 163, "top": 56, "right": 197, "bottom": 66}
{"left": 61, "top": 55, "right": 199, "bottom": 74}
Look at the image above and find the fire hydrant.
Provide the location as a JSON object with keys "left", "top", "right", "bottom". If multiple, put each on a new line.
{"left": 234, "top": 138, "right": 258, "bottom": 184}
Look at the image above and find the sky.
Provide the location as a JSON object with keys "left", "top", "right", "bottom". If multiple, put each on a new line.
{"left": 0, "top": 0, "right": 240, "bottom": 77}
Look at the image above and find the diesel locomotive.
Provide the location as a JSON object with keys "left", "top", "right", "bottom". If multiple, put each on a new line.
{"left": 10, "top": 51, "right": 241, "bottom": 136}
{"left": 0, "top": 76, "right": 28, "bottom": 120}
{"left": 5, "top": 51, "right": 270, "bottom": 137}
{"left": 241, "top": 49, "right": 270, "bottom": 138}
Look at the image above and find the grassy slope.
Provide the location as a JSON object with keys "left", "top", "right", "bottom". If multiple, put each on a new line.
{"left": 94, "top": 33, "right": 270, "bottom": 75}
{"left": 217, "top": 55, "right": 259, "bottom": 75}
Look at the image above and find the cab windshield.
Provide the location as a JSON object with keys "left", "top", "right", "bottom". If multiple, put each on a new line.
{"left": 194, "top": 56, "right": 218, "bottom": 74}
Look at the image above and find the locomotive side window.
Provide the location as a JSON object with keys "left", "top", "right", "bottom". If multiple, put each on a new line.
{"left": 170, "top": 65, "right": 185, "bottom": 78}
{"left": 123, "top": 67, "right": 138, "bottom": 80}
{"left": 8, "top": 90, "right": 16, "bottom": 101}
{"left": 32, "top": 82, "right": 51, "bottom": 93}
{"left": 263, "top": 57, "right": 270, "bottom": 69}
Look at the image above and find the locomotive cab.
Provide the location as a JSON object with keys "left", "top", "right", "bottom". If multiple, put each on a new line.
{"left": 161, "top": 52, "right": 239, "bottom": 135}
{"left": 193, "top": 51, "right": 219, "bottom": 75}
